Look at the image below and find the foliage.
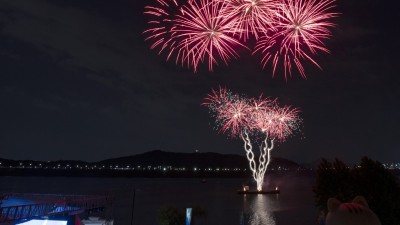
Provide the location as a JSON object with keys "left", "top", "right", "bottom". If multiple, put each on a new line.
{"left": 313, "top": 158, "right": 356, "bottom": 210}
{"left": 158, "top": 205, "right": 206, "bottom": 225}
{"left": 313, "top": 157, "right": 400, "bottom": 225}
{"left": 158, "top": 205, "right": 185, "bottom": 225}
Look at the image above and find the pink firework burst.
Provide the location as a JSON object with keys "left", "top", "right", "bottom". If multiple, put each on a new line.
{"left": 143, "top": 0, "right": 182, "bottom": 56}
{"left": 203, "top": 86, "right": 230, "bottom": 109}
{"left": 217, "top": 98, "right": 252, "bottom": 137}
{"left": 249, "top": 95, "right": 276, "bottom": 111}
{"left": 219, "top": 0, "right": 278, "bottom": 40}
{"left": 254, "top": 105, "right": 300, "bottom": 141}
{"left": 171, "top": 0, "right": 247, "bottom": 72}
{"left": 203, "top": 87, "right": 251, "bottom": 137}
{"left": 254, "top": 0, "right": 337, "bottom": 78}
{"left": 204, "top": 88, "right": 301, "bottom": 140}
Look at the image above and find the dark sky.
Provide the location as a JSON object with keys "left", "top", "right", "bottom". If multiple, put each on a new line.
{"left": 0, "top": 0, "right": 399, "bottom": 163}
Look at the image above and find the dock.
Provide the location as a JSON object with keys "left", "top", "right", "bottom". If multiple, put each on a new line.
{"left": 0, "top": 193, "right": 112, "bottom": 224}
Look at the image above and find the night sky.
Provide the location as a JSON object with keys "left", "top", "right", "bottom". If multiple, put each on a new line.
{"left": 0, "top": 0, "right": 399, "bottom": 163}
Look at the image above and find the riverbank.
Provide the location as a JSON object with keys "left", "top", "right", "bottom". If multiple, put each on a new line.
{"left": 0, "top": 167, "right": 316, "bottom": 178}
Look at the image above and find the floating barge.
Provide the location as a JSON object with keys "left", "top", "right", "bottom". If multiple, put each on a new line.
{"left": 237, "top": 186, "right": 280, "bottom": 195}
{"left": 237, "top": 189, "right": 280, "bottom": 195}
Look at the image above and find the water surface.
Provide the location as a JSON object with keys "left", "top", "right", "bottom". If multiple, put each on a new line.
{"left": 0, "top": 172, "right": 318, "bottom": 225}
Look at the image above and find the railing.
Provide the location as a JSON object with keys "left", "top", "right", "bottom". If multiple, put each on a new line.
{"left": 0, "top": 195, "right": 112, "bottom": 224}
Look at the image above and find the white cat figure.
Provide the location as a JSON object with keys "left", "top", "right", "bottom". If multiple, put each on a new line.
{"left": 325, "top": 196, "right": 381, "bottom": 225}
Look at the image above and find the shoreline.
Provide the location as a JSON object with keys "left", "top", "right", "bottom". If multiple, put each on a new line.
{"left": 0, "top": 168, "right": 317, "bottom": 178}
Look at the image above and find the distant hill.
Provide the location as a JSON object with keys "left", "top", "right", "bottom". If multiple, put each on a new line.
{"left": 0, "top": 150, "right": 301, "bottom": 177}
{"left": 299, "top": 158, "right": 325, "bottom": 169}
{"left": 99, "top": 150, "right": 300, "bottom": 170}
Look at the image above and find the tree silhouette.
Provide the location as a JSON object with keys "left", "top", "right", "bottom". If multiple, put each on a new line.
{"left": 314, "top": 157, "right": 400, "bottom": 224}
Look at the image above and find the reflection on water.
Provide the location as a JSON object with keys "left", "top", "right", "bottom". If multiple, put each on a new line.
{"left": 242, "top": 195, "right": 278, "bottom": 225}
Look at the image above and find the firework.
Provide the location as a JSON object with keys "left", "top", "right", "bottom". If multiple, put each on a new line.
{"left": 203, "top": 87, "right": 251, "bottom": 137}
{"left": 143, "top": 0, "right": 182, "bottom": 57}
{"left": 253, "top": 105, "right": 300, "bottom": 141}
{"left": 249, "top": 94, "right": 275, "bottom": 111}
{"left": 217, "top": 98, "right": 252, "bottom": 137}
{"left": 143, "top": 0, "right": 338, "bottom": 77}
{"left": 203, "top": 86, "right": 230, "bottom": 109}
{"left": 219, "top": 0, "right": 278, "bottom": 40}
{"left": 171, "top": 0, "right": 247, "bottom": 72}
{"left": 204, "top": 87, "right": 299, "bottom": 140}
{"left": 204, "top": 88, "right": 301, "bottom": 191}
{"left": 254, "top": 0, "right": 337, "bottom": 78}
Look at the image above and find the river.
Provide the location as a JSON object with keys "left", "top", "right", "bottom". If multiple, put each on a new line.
{"left": 0, "top": 172, "right": 318, "bottom": 225}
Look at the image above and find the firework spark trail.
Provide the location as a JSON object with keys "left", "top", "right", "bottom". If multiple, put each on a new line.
{"left": 143, "top": 0, "right": 182, "bottom": 57}
{"left": 269, "top": 106, "right": 301, "bottom": 140}
{"left": 249, "top": 95, "right": 275, "bottom": 111}
{"left": 242, "top": 130, "right": 257, "bottom": 180}
{"left": 204, "top": 87, "right": 252, "bottom": 137}
{"left": 256, "top": 136, "right": 273, "bottom": 191}
{"left": 254, "top": 0, "right": 337, "bottom": 78}
{"left": 252, "top": 105, "right": 300, "bottom": 141}
{"left": 143, "top": 0, "right": 337, "bottom": 77}
{"left": 217, "top": 98, "right": 252, "bottom": 137}
{"left": 204, "top": 88, "right": 301, "bottom": 191}
{"left": 202, "top": 86, "right": 230, "bottom": 110}
{"left": 171, "top": 0, "right": 247, "bottom": 72}
{"left": 218, "top": 0, "right": 278, "bottom": 40}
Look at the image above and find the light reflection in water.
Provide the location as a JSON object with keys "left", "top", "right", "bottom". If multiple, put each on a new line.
{"left": 241, "top": 195, "right": 277, "bottom": 225}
